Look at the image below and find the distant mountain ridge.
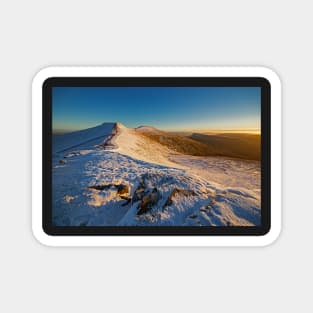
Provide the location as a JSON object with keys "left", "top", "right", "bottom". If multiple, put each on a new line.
{"left": 53, "top": 122, "right": 260, "bottom": 161}
{"left": 136, "top": 125, "right": 260, "bottom": 160}
{"left": 189, "top": 133, "right": 261, "bottom": 161}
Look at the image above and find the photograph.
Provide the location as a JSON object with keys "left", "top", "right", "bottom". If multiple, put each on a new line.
{"left": 52, "top": 86, "right": 261, "bottom": 227}
{"left": 2, "top": 0, "right": 307, "bottom": 309}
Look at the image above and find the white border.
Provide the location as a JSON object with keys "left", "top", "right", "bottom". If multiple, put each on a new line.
{"left": 32, "top": 67, "right": 281, "bottom": 247}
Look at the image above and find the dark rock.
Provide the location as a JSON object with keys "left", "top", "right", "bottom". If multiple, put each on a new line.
{"left": 163, "top": 188, "right": 197, "bottom": 208}
{"left": 137, "top": 188, "right": 161, "bottom": 215}
{"left": 88, "top": 183, "right": 130, "bottom": 199}
{"left": 88, "top": 184, "right": 109, "bottom": 191}
{"left": 132, "top": 178, "right": 146, "bottom": 203}
{"left": 116, "top": 184, "right": 129, "bottom": 197}
{"left": 132, "top": 187, "right": 145, "bottom": 203}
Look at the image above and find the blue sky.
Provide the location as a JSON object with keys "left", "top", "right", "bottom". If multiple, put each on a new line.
{"left": 52, "top": 86, "right": 260, "bottom": 132}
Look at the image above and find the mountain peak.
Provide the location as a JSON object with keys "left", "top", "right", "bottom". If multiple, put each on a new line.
{"left": 136, "top": 125, "right": 159, "bottom": 132}
{"left": 115, "top": 122, "right": 126, "bottom": 129}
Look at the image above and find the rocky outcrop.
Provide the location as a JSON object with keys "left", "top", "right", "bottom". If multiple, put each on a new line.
{"left": 163, "top": 188, "right": 197, "bottom": 208}
{"left": 137, "top": 188, "right": 161, "bottom": 215}
{"left": 116, "top": 184, "right": 130, "bottom": 198}
{"left": 88, "top": 183, "right": 130, "bottom": 200}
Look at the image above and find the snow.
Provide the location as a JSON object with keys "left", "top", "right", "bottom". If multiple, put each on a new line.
{"left": 52, "top": 122, "right": 261, "bottom": 227}
{"left": 170, "top": 154, "right": 260, "bottom": 196}
{"left": 53, "top": 122, "right": 115, "bottom": 153}
{"left": 111, "top": 123, "right": 182, "bottom": 168}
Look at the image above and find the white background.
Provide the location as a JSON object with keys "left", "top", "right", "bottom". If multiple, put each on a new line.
{"left": 0, "top": 0, "right": 311, "bottom": 312}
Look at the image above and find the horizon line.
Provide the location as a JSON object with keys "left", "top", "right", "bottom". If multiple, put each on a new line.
{"left": 53, "top": 122, "right": 260, "bottom": 135}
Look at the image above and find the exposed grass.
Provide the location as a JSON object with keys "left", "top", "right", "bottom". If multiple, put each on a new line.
{"left": 138, "top": 129, "right": 260, "bottom": 161}
{"left": 189, "top": 133, "right": 261, "bottom": 161}
{"left": 139, "top": 131, "right": 213, "bottom": 156}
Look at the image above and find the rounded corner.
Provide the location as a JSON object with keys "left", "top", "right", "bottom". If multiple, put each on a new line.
{"left": 42, "top": 77, "right": 55, "bottom": 90}
{"left": 32, "top": 66, "right": 281, "bottom": 247}
{"left": 255, "top": 66, "right": 282, "bottom": 89}
{"left": 31, "top": 224, "right": 54, "bottom": 247}
{"left": 259, "top": 223, "right": 282, "bottom": 247}
{"left": 32, "top": 67, "right": 59, "bottom": 90}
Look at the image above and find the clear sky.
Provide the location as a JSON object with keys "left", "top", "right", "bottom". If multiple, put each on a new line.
{"left": 52, "top": 86, "right": 261, "bottom": 132}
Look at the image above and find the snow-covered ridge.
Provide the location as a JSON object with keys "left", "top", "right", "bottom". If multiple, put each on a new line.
{"left": 108, "top": 122, "right": 182, "bottom": 167}
{"left": 53, "top": 122, "right": 172, "bottom": 164}
{"left": 52, "top": 122, "right": 261, "bottom": 227}
{"left": 53, "top": 122, "right": 116, "bottom": 153}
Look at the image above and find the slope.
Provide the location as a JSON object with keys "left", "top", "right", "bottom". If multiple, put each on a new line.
{"left": 190, "top": 133, "right": 261, "bottom": 161}
{"left": 53, "top": 123, "right": 116, "bottom": 154}
{"left": 52, "top": 122, "right": 261, "bottom": 227}
{"left": 136, "top": 126, "right": 216, "bottom": 156}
